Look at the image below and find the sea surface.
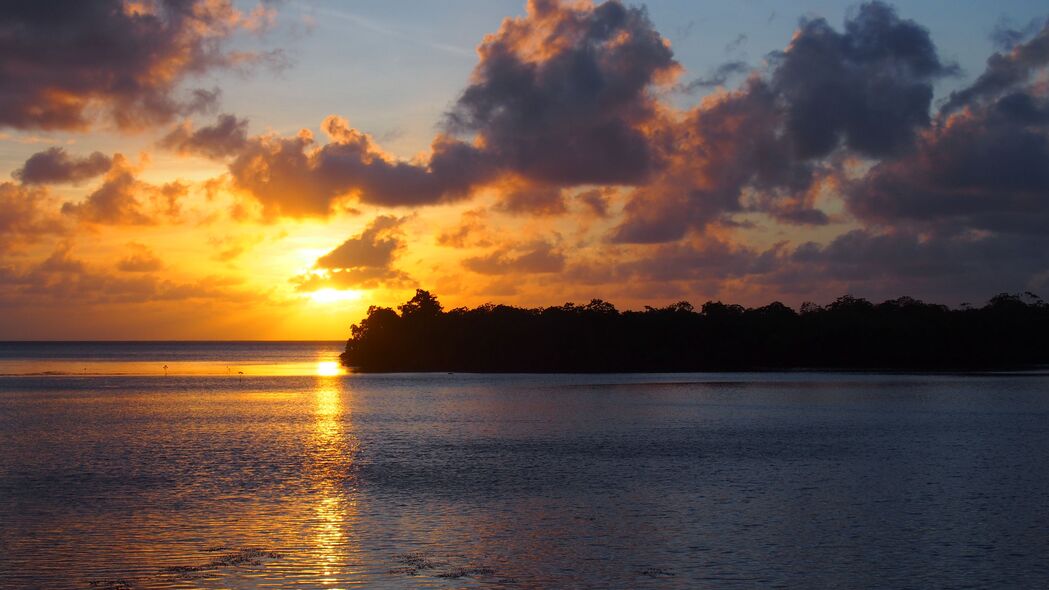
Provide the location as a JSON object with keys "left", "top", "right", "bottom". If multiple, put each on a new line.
{"left": 1, "top": 342, "right": 1048, "bottom": 589}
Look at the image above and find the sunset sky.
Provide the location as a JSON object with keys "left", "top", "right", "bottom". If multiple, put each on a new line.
{"left": 2, "top": 0, "right": 1048, "bottom": 339}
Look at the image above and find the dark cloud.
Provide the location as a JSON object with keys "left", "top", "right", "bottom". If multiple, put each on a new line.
{"left": 444, "top": 0, "right": 679, "bottom": 186}
{"left": 847, "top": 21, "right": 1049, "bottom": 238}
{"left": 576, "top": 188, "right": 613, "bottom": 217}
{"left": 681, "top": 60, "right": 749, "bottom": 91}
{"left": 13, "top": 148, "right": 112, "bottom": 185}
{"left": 496, "top": 183, "right": 566, "bottom": 215}
{"left": 611, "top": 189, "right": 693, "bottom": 243}
{"left": 616, "top": 237, "right": 780, "bottom": 283}
{"left": 788, "top": 229, "right": 1049, "bottom": 302}
{"left": 568, "top": 227, "right": 1049, "bottom": 306}
{"left": 61, "top": 156, "right": 187, "bottom": 224}
{"left": 991, "top": 17, "right": 1045, "bottom": 51}
{"left": 942, "top": 19, "right": 1049, "bottom": 114}
{"left": 612, "top": 80, "right": 820, "bottom": 243}
{"left": 208, "top": 4, "right": 691, "bottom": 218}
{"left": 614, "top": 1, "right": 949, "bottom": 243}
{"left": 463, "top": 240, "right": 565, "bottom": 275}
{"left": 848, "top": 98, "right": 1049, "bottom": 235}
{"left": 223, "top": 1, "right": 949, "bottom": 229}
{"left": 159, "top": 114, "right": 250, "bottom": 159}
{"left": 314, "top": 215, "right": 403, "bottom": 270}
{"left": 726, "top": 33, "right": 748, "bottom": 53}
{"left": 770, "top": 1, "right": 953, "bottom": 158}
{"left": 0, "top": 0, "right": 273, "bottom": 131}
{"left": 292, "top": 215, "right": 413, "bottom": 290}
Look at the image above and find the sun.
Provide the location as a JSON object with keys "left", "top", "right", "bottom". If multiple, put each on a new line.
{"left": 316, "top": 361, "right": 342, "bottom": 376}
{"left": 308, "top": 289, "right": 362, "bottom": 304}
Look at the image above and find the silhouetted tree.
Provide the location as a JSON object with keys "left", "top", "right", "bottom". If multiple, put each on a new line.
{"left": 339, "top": 291, "right": 1049, "bottom": 372}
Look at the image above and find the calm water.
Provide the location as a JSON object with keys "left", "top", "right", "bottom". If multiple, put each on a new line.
{"left": 1, "top": 343, "right": 1048, "bottom": 589}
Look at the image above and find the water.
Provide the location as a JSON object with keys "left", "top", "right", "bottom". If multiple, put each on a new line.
{"left": 1, "top": 342, "right": 1048, "bottom": 588}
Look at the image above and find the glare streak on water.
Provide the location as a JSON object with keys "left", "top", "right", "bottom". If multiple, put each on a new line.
{"left": 1, "top": 343, "right": 1048, "bottom": 588}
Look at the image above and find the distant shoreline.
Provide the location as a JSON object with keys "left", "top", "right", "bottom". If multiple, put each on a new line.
{"left": 341, "top": 290, "right": 1049, "bottom": 373}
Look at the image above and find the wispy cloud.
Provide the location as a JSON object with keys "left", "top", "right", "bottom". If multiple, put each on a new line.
{"left": 298, "top": 3, "right": 474, "bottom": 58}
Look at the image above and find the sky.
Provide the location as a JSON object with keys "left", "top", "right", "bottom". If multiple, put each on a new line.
{"left": 1, "top": 0, "right": 1048, "bottom": 340}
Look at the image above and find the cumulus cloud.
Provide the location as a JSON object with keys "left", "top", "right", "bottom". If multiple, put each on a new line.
{"left": 941, "top": 18, "right": 1049, "bottom": 114}
{"left": 212, "top": 0, "right": 951, "bottom": 230}
{"left": 770, "top": 1, "right": 953, "bottom": 158}
{"left": 0, "top": 0, "right": 278, "bottom": 131}
{"left": 159, "top": 114, "right": 250, "bottom": 159}
{"left": 613, "top": 1, "right": 949, "bottom": 243}
{"left": 61, "top": 155, "right": 187, "bottom": 224}
{"left": 291, "top": 215, "right": 413, "bottom": 290}
{"left": 13, "top": 148, "right": 113, "bottom": 185}
{"left": 847, "top": 24, "right": 1049, "bottom": 237}
{"left": 848, "top": 98, "right": 1049, "bottom": 235}
{"left": 228, "top": 117, "right": 495, "bottom": 217}
{"left": 209, "top": 1, "right": 681, "bottom": 218}
{"left": 444, "top": 0, "right": 679, "bottom": 186}
{"left": 8, "top": 0, "right": 1044, "bottom": 309}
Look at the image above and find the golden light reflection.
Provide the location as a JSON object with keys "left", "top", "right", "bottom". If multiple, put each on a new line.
{"left": 306, "top": 373, "right": 359, "bottom": 584}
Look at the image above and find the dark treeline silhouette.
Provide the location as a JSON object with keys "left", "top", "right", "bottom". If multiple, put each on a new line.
{"left": 340, "top": 289, "right": 1049, "bottom": 372}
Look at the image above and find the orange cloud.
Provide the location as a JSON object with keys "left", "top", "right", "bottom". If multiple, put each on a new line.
{"left": 61, "top": 155, "right": 188, "bottom": 225}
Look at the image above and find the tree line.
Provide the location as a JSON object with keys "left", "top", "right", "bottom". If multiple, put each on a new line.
{"left": 340, "top": 289, "right": 1049, "bottom": 372}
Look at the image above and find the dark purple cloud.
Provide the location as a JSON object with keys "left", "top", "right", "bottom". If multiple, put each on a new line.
{"left": 771, "top": 1, "right": 953, "bottom": 158}
{"left": 13, "top": 148, "right": 112, "bottom": 185}
{"left": 613, "top": 1, "right": 951, "bottom": 243}
{"left": 0, "top": 0, "right": 272, "bottom": 131}
{"left": 941, "top": 18, "right": 1049, "bottom": 114}
{"left": 159, "top": 114, "right": 250, "bottom": 159}
{"left": 787, "top": 229, "right": 1049, "bottom": 303}
{"left": 847, "top": 20, "right": 1049, "bottom": 237}
{"left": 848, "top": 96, "right": 1049, "bottom": 235}
{"left": 681, "top": 60, "right": 749, "bottom": 91}
{"left": 496, "top": 184, "right": 567, "bottom": 215}
{"left": 444, "top": 0, "right": 678, "bottom": 186}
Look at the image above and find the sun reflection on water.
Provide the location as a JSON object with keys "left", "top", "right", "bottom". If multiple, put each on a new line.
{"left": 306, "top": 373, "right": 359, "bottom": 584}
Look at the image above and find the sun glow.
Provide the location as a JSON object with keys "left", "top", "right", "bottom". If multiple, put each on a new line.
{"left": 308, "top": 289, "right": 362, "bottom": 304}
{"left": 316, "top": 360, "right": 343, "bottom": 376}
